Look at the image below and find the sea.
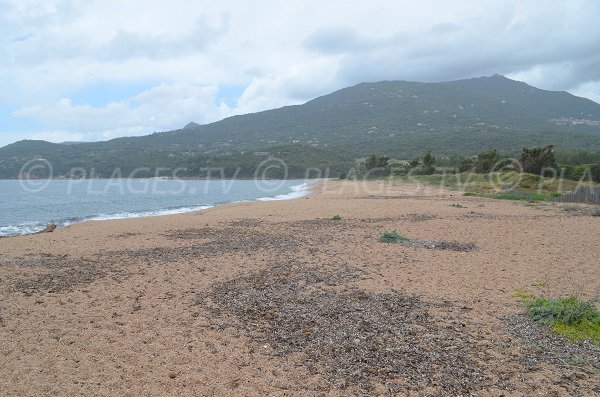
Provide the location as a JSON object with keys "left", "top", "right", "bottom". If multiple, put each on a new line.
{"left": 0, "top": 179, "right": 313, "bottom": 237}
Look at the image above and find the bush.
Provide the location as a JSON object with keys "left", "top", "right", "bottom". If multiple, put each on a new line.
{"left": 519, "top": 145, "right": 557, "bottom": 175}
{"left": 570, "top": 163, "right": 600, "bottom": 182}
{"left": 474, "top": 149, "right": 502, "bottom": 173}
{"left": 332, "top": 214, "right": 342, "bottom": 220}
{"left": 379, "top": 230, "right": 409, "bottom": 243}
{"left": 421, "top": 151, "right": 436, "bottom": 175}
{"left": 457, "top": 157, "right": 475, "bottom": 173}
{"left": 571, "top": 164, "right": 591, "bottom": 181}
{"left": 593, "top": 208, "right": 600, "bottom": 217}
{"left": 365, "top": 155, "right": 390, "bottom": 177}
{"left": 522, "top": 295, "right": 600, "bottom": 343}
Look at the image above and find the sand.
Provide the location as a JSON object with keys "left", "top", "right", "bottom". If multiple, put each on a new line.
{"left": 0, "top": 180, "right": 598, "bottom": 396}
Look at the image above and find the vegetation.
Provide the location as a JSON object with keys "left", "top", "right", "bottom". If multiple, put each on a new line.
{"left": 593, "top": 208, "right": 600, "bottom": 217}
{"left": 421, "top": 151, "right": 436, "bottom": 175}
{"left": 378, "top": 230, "right": 409, "bottom": 243}
{"left": 474, "top": 149, "right": 503, "bottom": 173}
{"left": 332, "top": 214, "right": 342, "bottom": 221}
{"left": 519, "top": 145, "right": 557, "bottom": 175}
{"left": 562, "top": 205, "right": 580, "bottom": 212}
{"left": 3, "top": 75, "right": 600, "bottom": 178}
{"left": 405, "top": 171, "right": 585, "bottom": 201}
{"left": 364, "top": 155, "right": 391, "bottom": 177}
{"left": 518, "top": 294, "right": 600, "bottom": 344}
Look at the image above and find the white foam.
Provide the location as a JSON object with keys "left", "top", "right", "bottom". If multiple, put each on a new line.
{"left": 256, "top": 182, "right": 311, "bottom": 201}
{"left": 85, "top": 205, "right": 215, "bottom": 222}
{"left": 0, "top": 222, "right": 47, "bottom": 237}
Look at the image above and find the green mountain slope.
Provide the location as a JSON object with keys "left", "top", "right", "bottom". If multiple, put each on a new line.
{"left": 2, "top": 75, "right": 600, "bottom": 178}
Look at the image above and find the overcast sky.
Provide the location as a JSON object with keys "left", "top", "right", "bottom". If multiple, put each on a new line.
{"left": 1, "top": 0, "right": 599, "bottom": 147}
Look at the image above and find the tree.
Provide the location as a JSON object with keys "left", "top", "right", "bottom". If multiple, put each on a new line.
{"left": 474, "top": 149, "right": 501, "bottom": 173}
{"left": 457, "top": 157, "right": 475, "bottom": 173}
{"left": 421, "top": 151, "right": 436, "bottom": 175}
{"left": 519, "top": 145, "right": 557, "bottom": 175}
{"left": 365, "top": 155, "right": 390, "bottom": 177}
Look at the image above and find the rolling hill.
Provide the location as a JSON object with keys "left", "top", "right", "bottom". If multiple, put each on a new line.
{"left": 2, "top": 74, "right": 600, "bottom": 178}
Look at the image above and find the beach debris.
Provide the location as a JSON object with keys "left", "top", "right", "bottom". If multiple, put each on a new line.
{"left": 4, "top": 253, "right": 106, "bottom": 294}
{"left": 405, "top": 239, "right": 478, "bottom": 252}
{"left": 377, "top": 233, "right": 478, "bottom": 252}
{"left": 198, "top": 263, "right": 488, "bottom": 395}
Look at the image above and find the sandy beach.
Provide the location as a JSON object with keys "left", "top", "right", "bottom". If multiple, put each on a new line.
{"left": 1, "top": 180, "right": 599, "bottom": 396}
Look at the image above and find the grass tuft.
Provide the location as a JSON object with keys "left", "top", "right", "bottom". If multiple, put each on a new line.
{"left": 493, "top": 191, "right": 547, "bottom": 201}
{"left": 332, "top": 214, "right": 342, "bottom": 221}
{"left": 512, "top": 290, "right": 533, "bottom": 300}
{"left": 520, "top": 295, "right": 600, "bottom": 344}
{"left": 379, "top": 230, "right": 409, "bottom": 243}
{"left": 592, "top": 208, "right": 600, "bottom": 217}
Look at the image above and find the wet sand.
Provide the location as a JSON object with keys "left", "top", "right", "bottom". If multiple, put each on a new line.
{"left": 0, "top": 180, "right": 599, "bottom": 396}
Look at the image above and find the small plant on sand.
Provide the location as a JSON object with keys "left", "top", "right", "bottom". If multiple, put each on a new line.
{"left": 592, "top": 208, "right": 600, "bottom": 217}
{"left": 568, "top": 356, "right": 588, "bottom": 366}
{"left": 379, "top": 230, "right": 409, "bottom": 243}
{"left": 332, "top": 214, "right": 342, "bottom": 221}
{"left": 463, "top": 192, "right": 476, "bottom": 197}
{"left": 562, "top": 205, "right": 579, "bottom": 213}
{"left": 450, "top": 203, "right": 466, "bottom": 208}
{"left": 518, "top": 295, "right": 600, "bottom": 344}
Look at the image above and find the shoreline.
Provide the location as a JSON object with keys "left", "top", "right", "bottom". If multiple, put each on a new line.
{"left": 0, "top": 179, "right": 322, "bottom": 238}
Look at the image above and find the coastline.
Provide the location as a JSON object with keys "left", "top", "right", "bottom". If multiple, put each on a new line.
{"left": 0, "top": 180, "right": 598, "bottom": 395}
{"left": 0, "top": 179, "right": 320, "bottom": 238}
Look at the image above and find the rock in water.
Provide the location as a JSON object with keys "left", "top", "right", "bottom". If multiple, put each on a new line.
{"left": 36, "top": 224, "right": 57, "bottom": 234}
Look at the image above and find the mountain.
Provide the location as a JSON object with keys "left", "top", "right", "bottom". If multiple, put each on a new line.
{"left": 2, "top": 74, "right": 600, "bottom": 178}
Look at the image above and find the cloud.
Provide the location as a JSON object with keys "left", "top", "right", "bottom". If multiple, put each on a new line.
{"left": 13, "top": 83, "right": 234, "bottom": 141}
{"left": 1, "top": 13, "right": 229, "bottom": 66}
{"left": 1, "top": 0, "right": 600, "bottom": 147}
{"left": 303, "top": 26, "right": 363, "bottom": 54}
{"left": 102, "top": 15, "right": 229, "bottom": 61}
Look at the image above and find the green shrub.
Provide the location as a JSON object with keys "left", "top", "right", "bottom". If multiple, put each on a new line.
{"left": 463, "top": 192, "right": 476, "bottom": 197}
{"left": 450, "top": 203, "right": 466, "bottom": 208}
{"left": 332, "top": 214, "right": 342, "bottom": 220}
{"left": 593, "top": 208, "right": 600, "bottom": 217}
{"left": 379, "top": 230, "right": 409, "bottom": 243}
{"left": 474, "top": 149, "right": 502, "bottom": 173}
{"left": 521, "top": 295, "right": 600, "bottom": 344}
{"left": 519, "top": 145, "right": 557, "bottom": 175}
{"left": 569, "top": 163, "right": 600, "bottom": 182}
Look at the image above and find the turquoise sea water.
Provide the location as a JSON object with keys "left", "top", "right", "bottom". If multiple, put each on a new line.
{"left": 0, "top": 179, "right": 312, "bottom": 236}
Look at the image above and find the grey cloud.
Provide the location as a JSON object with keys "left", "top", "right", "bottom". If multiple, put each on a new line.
{"left": 104, "top": 14, "right": 229, "bottom": 61}
{"left": 430, "top": 22, "right": 462, "bottom": 34}
{"left": 0, "top": 12, "right": 229, "bottom": 66}
{"left": 322, "top": 5, "right": 600, "bottom": 94}
{"left": 303, "top": 26, "right": 362, "bottom": 53}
